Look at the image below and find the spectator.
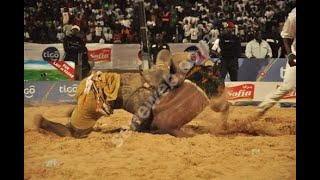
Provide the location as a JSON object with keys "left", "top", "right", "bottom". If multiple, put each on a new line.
{"left": 149, "top": 33, "right": 170, "bottom": 67}
{"left": 190, "top": 24, "right": 199, "bottom": 43}
{"left": 24, "top": 0, "right": 295, "bottom": 45}
{"left": 56, "top": 28, "right": 65, "bottom": 43}
{"left": 63, "top": 25, "right": 91, "bottom": 80}
{"left": 95, "top": 23, "right": 103, "bottom": 42}
{"left": 161, "top": 7, "right": 170, "bottom": 31}
{"left": 74, "top": 13, "right": 82, "bottom": 27}
{"left": 62, "top": 7, "right": 71, "bottom": 25}
{"left": 103, "top": 27, "right": 113, "bottom": 43}
{"left": 113, "top": 29, "right": 123, "bottom": 44}
{"left": 245, "top": 31, "right": 272, "bottom": 58}
{"left": 86, "top": 30, "right": 93, "bottom": 43}
{"left": 209, "top": 25, "right": 220, "bottom": 44}
{"left": 63, "top": 20, "right": 73, "bottom": 36}
{"left": 121, "top": 26, "right": 132, "bottom": 43}
{"left": 263, "top": 21, "right": 285, "bottom": 58}
{"left": 183, "top": 19, "right": 191, "bottom": 42}
{"left": 210, "top": 38, "right": 221, "bottom": 58}
{"left": 48, "top": 25, "right": 57, "bottom": 43}
{"left": 24, "top": 27, "right": 30, "bottom": 42}
{"left": 218, "top": 22, "right": 242, "bottom": 81}
{"left": 99, "top": 37, "right": 105, "bottom": 44}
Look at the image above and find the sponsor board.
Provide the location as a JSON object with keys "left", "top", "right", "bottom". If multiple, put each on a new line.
{"left": 227, "top": 84, "right": 255, "bottom": 100}
{"left": 42, "top": 47, "right": 60, "bottom": 61}
{"left": 225, "top": 82, "right": 295, "bottom": 102}
{"left": 24, "top": 81, "right": 295, "bottom": 105}
{"left": 225, "top": 58, "right": 288, "bottom": 82}
{"left": 25, "top": 43, "right": 288, "bottom": 81}
{"left": 42, "top": 46, "right": 75, "bottom": 80}
{"left": 24, "top": 85, "right": 36, "bottom": 99}
{"left": 88, "top": 48, "right": 111, "bottom": 61}
{"left": 24, "top": 81, "right": 79, "bottom": 104}
{"left": 48, "top": 61, "right": 75, "bottom": 80}
{"left": 24, "top": 60, "right": 74, "bottom": 81}
{"left": 59, "top": 84, "right": 78, "bottom": 97}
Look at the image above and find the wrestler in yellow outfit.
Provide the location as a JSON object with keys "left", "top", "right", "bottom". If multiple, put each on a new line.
{"left": 67, "top": 72, "right": 121, "bottom": 137}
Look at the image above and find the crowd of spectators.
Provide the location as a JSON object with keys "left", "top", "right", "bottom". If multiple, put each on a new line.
{"left": 24, "top": 0, "right": 296, "bottom": 46}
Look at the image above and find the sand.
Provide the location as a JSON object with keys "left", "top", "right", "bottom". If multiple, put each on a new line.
{"left": 24, "top": 104, "right": 296, "bottom": 180}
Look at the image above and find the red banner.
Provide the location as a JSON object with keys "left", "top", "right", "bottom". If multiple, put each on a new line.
{"left": 88, "top": 48, "right": 111, "bottom": 61}
{"left": 227, "top": 84, "right": 255, "bottom": 100}
{"left": 48, "top": 61, "right": 75, "bottom": 80}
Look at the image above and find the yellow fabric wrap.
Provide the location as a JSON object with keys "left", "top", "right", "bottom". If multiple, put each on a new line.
{"left": 76, "top": 72, "right": 121, "bottom": 101}
{"left": 97, "top": 72, "right": 121, "bottom": 101}
{"left": 71, "top": 72, "right": 121, "bottom": 129}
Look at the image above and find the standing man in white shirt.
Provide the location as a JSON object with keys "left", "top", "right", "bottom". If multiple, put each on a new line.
{"left": 256, "top": 7, "right": 296, "bottom": 116}
{"left": 245, "top": 31, "right": 273, "bottom": 59}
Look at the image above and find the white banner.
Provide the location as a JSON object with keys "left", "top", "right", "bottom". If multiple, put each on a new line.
{"left": 24, "top": 43, "right": 141, "bottom": 70}
{"left": 24, "top": 43, "right": 210, "bottom": 71}
{"left": 225, "top": 82, "right": 296, "bottom": 102}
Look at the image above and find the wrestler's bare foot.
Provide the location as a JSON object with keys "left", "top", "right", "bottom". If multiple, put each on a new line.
{"left": 33, "top": 114, "right": 44, "bottom": 132}
{"left": 33, "top": 114, "right": 52, "bottom": 135}
{"left": 33, "top": 114, "right": 72, "bottom": 137}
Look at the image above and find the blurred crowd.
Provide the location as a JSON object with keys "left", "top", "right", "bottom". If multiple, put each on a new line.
{"left": 24, "top": 0, "right": 295, "bottom": 45}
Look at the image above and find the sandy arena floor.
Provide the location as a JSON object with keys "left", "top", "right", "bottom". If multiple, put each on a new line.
{"left": 24, "top": 104, "right": 296, "bottom": 180}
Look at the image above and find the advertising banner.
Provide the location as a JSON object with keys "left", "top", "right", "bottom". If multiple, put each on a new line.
{"left": 24, "top": 43, "right": 289, "bottom": 82}
{"left": 24, "top": 60, "right": 74, "bottom": 81}
{"left": 24, "top": 81, "right": 295, "bottom": 105}
{"left": 223, "top": 58, "right": 288, "bottom": 82}
{"left": 24, "top": 81, "right": 79, "bottom": 104}
{"left": 24, "top": 43, "right": 115, "bottom": 81}
{"left": 238, "top": 58, "right": 287, "bottom": 82}
{"left": 88, "top": 48, "right": 111, "bottom": 61}
{"left": 225, "top": 81, "right": 295, "bottom": 103}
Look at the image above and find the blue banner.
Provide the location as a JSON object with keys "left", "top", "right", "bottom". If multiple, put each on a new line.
{"left": 223, "top": 58, "right": 287, "bottom": 82}
{"left": 24, "top": 81, "right": 80, "bottom": 104}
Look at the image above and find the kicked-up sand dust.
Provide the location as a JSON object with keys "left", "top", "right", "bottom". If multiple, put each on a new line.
{"left": 24, "top": 104, "right": 296, "bottom": 180}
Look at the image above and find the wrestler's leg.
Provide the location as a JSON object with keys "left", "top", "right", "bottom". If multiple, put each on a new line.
{"left": 150, "top": 121, "right": 194, "bottom": 137}
{"left": 210, "top": 93, "right": 230, "bottom": 129}
{"left": 34, "top": 114, "right": 72, "bottom": 137}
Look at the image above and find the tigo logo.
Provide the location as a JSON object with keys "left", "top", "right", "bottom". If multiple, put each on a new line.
{"left": 42, "top": 47, "right": 60, "bottom": 61}
{"left": 59, "top": 84, "right": 78, "bottom": 97}
{"left": 24, "top": 85, "right": 36, "bottom": 99}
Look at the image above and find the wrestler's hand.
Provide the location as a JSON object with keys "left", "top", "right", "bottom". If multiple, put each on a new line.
{"left": 287, "top": 53, "right": 296, "bottom": 67}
